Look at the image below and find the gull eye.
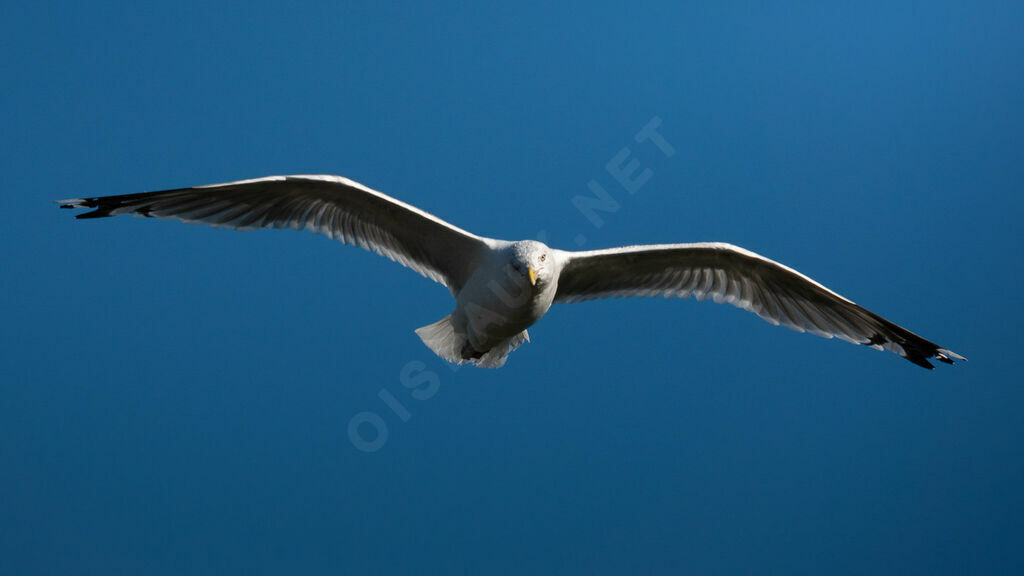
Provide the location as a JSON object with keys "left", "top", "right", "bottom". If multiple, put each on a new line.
{"left": 540, "top": 254, "right": 546, "bottom": 262}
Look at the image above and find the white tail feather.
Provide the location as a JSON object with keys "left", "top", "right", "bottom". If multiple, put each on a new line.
{"left": 414, "top": 314, "right": 464, "bottom": 365}
{"left": 414, "top": 314, "right": 529, "bottom": 368}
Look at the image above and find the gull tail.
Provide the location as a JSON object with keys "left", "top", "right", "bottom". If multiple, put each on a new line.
{"left": 475, "top": 331, "right": 529, "bottom": 369}
{"left": 414, "top": 314, "right": 529, "bottom": 369}
{"left": 415, "top": 314, "right": 465, "bottom": 365}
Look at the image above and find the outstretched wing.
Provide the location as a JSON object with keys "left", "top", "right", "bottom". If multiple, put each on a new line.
{"left": 554, "top": 242, "right": 964, "bottom": 369}
{"left": 59, "top": 174, "right": 488, "bottom": 291}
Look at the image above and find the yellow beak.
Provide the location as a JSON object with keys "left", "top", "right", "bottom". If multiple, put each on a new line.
{"left": 528, "top": 266, "right": 538, "bottom": 286}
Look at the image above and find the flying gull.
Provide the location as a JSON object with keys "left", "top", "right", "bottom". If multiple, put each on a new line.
{"left": 59, "top": 174, "right": 965, "bottom": 369}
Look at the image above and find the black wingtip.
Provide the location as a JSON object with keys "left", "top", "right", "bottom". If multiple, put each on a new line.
{"left": 57, "top": 198, "right": 86, "bottom": 209}
{"left": 57, "top": 197, "right": 116, "bottom": 219}
{"left": 75, "top": 210, "right": 112, "bottom": 219}
{"left": 860, "top": 330, "right": 964, "bottom": 370}
{"left": 907, "top": 355, "right": 936, "bottom": 370}
{"left": 902, "top": 346, "right": 967, "bottom": 370}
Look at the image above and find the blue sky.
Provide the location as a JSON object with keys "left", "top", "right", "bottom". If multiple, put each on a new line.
{"left": 2, "top": 1, "right": 1022, "bottom": 574}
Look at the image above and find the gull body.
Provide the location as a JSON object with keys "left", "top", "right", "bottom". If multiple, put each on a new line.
{"left": 420, "top": 240, "right": 558, "bottom": 367}
{"left": 59, "top": 174, "right": 964, "bottom": 369}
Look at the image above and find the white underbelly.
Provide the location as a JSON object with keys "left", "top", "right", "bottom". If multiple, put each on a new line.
{"left": 454, "top": 269, "right": 549, "bottom": 349}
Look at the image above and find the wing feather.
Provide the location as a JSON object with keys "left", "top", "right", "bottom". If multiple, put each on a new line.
{"left": 554, "top": 242, "right": 964, "bottom": 369}
{"left": 59, "top": 174, "right": 487, "bottom": 291}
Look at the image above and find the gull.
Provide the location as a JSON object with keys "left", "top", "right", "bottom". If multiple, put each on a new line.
{"left": 59, "top": 174, "right": 964, "bottom": 369}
